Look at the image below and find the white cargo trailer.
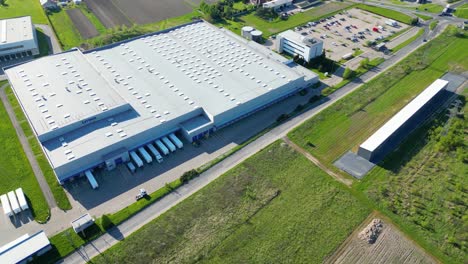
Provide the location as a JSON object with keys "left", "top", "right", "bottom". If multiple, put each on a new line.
{"left": 127, "top": 162, "right": 136, "bottom": 173}
{"left": 0, "top": 194, "right": 13, "bottom": 217}
{"left": 15, "top": 188, "right": 29, "bottom": 211}
{"left": 162, "top": 137, "right": 176, "bottom": 152}
{"left": 147, "top": 144, "right": 163, "bottom": 163}
{"left": 155, "top": 139, "right": 170, "bottom": 155}
{"left": 169, "top": 133, "right": 183, "bottom": 149}
{"left": 130, "top": 151, "right": 144, "bottom": 167}
{"left": 138, "top": 147, "right": 153, "bottom": 164}
{"left": 7, "top": 191, "right": 21, "bottom": 214}
{"left": 85, "top": 170, "right": 99, "bottom": 189}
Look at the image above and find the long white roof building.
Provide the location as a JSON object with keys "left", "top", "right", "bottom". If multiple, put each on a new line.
{"left": 6, "top": 20, "right": 317, "bottom": 183}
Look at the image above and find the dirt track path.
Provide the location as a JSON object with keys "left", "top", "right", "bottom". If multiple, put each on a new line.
{"left": 0, "top": 83, "right": 57, "bottom": 210}
{"left": 282, "top": 137, "right": 353, "bottom": 187}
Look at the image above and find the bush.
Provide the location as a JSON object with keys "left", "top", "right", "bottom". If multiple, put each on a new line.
{"left": 255, "top": 7, "right": 278, "bottom": 20}
{"left": 359, "top": 58, "right": 370, "bottom": 69}
{"left": 180, "top": 169, "right": 199, "bottom": 183}
{"left": 100, "top": 214, "right": 114, "bottom": 230}
{"left": 342, "top": 67, "right": 355, "bottom": 80}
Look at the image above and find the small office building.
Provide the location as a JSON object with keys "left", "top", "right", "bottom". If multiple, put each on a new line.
{"left": 0, "top": 16, "right": 38, "bottom": 62}
{"left": 6, "top": 20, "right": 318, "bottom": 184}
{"left": 276, "top": 30, "right": 323, "bottom": 62}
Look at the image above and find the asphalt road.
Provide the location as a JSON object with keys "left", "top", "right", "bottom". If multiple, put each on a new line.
{"left": 61, "top": 13, "right": 446, "bottom": 263}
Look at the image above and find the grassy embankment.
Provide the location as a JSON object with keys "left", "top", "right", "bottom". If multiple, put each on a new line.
{"left": 46, "top": 8, "right": 83, "bottom": 50}
{"left": 0, "top": 0, "right": 48, "bottom": 24}
{"left": 391, "top": 28, "right": 424, "bottom": 53}
{"left": 454, "top": 3, "right": 468, "bottom": 19}
{"left": 414, "top": 13, "right": 433, "bottom": 21}
{"left": 5, "top": 87, "right": 71, "bottom": 210}
{"left": 0, "top": 83, "right": 49, "bottom": 222}
{"left": 90, "top": 141, "right": 370, "bottom": 263}
{"left": 356, "top": 4, "right": 416, "bottom": 24}
{"left": 289, "top": 26, "right": 467, "bottom": 263}
{"left": 413, "top": 3, "right": 444, "bottom": 13}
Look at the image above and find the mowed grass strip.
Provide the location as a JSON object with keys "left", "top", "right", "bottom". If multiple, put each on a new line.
{"left": 92, "top": 141, "right": 370, "bottom": 263}
{"left": 5, "top": 87, "right": 71, "bottom": 210}
{"left": 0, "top": 85, "right": 49, "bottom": 221}
{"left": 0, "top": 0, "right": 48, "bottom": 24}
{"left": 288, "top": 27, "right": 468, "bottom": 167}
{"left": 454, "top": 3, "right": 468, "bottom": 19}
{"left": 47, "top": 9, "right": 83, "bottom": 50}
{"left": 356, "top": 89, "right": 468, "bottom": 263}
{"left": 356, "top": 4, "right": 415, "bottom": 24}
{"left": 215, "top": 2, "right": 353, "bottom": 38}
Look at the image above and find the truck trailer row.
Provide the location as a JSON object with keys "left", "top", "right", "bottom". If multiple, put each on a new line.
{"left": 1, "top": 188, "right": 29, "bottom": 217}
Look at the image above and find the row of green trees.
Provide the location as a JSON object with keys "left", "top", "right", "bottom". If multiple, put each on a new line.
{"left": 200, "top": 0, "right": 252, "bottom": 22}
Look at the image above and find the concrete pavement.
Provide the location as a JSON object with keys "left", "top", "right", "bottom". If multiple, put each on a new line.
{"left": 61, "top": 15, "right": 443, "bottom": 263}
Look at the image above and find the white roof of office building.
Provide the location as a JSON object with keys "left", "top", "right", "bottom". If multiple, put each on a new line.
{"left": 279, "top": 30, "right": 322, "bottom": 47}
{"left": 0, "top": 16, "right": 34, "bottom": 44}
{"left": 6, "top": 20, "right": 316, "bottom": 169}
{"left": 360, "top": 79, "right": 448, "bottom": 152}
{"left": 0, "top": 231, "right": 50, "bottom": 263}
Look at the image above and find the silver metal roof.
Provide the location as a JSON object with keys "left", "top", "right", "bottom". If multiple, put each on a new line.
{"left": 6, "top": 21, "right": 317, "bottom": 170}
{"left": 0, "top": 16, "right": 35, "bottom": 44}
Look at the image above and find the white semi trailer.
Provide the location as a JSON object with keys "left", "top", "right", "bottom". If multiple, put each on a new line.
{"left": 147, "top": 144, "right": 163, "bottom": 163}
{"left": 85, "top": 170, "right": 99, "bottom": 189}
{"left": 162, "top": 137, "right": 176, "bottom": 152}
{"left": 155, "top": 139, "right": 169, "bottom": 155}
{"left": 0, "top": 194, "right": 12, "bottom": 217}
{"left": 130, "top": 151, "right": 144, "bottom": 167}
{"left": 15, "top": 188, "right": 29, "bottom": 211}
{"left": 138, "top": 147, "right": 153, "bottom": 164}
{"left": 7, "top": 191, "right": 21, "bottom": 214}
{"left": 169, "top": 133, "right": 183, "bottom": 149}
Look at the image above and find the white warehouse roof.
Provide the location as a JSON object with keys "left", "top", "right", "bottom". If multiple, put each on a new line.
{"left": 0, "top": 231, "right": 51, "bottom": 263}
{"left": 360, "top": 79, "right": 448, "bottom": 152}
{"left": 0, "top": 16, "right": 35, "bottom": 45}
{"left": 6, "top": 20, "right": 317, "bottom": 181}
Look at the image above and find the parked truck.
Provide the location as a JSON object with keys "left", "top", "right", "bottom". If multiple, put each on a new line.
{"left": 155, "top": 139, "right": 170, "bottom": 155}
{"left": 15, "top": 188, "right": 29, "bottom": 211}
{"left": 138, "top": 147, "right": 153, "bottom": 164}
{"left": 162, "top": 137, "right": 176, "bottom": 152}
{"left": 130, "top": 151, "right": 144, "bottom": 167}
{"left": 7, "top": 191, "right": 21, "bottom": 214}
{"left": 169, "top": 133, "right": 183, "bottom": 149}
{"left": 85, "top": 170, "right": 99, "bottom": 189}
{"left": 147, "top": 144, "right": 163, "bottom": 163}
{"left": 0, "top": 194, "right": 13, "bottom": 217}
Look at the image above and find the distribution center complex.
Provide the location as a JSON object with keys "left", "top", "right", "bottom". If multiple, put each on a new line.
{"left": 5, "top": 20, "right": 318, "bottom": 184}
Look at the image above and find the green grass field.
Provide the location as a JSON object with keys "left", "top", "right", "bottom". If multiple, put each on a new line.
{"left": 215, "top": 2, "right": 352, "bottom": 37}
{"left": 414, "top": 12, "right": 433, "bottom": 21}
{"left": 0, "top": 0, "right": 48, "bottom": 24}
{"left": 356, "top": 89, "right": 468, "bottom": 263}
{"left": 47, "top": 9, "right": 83, "bottom": 50}
{"left": 0, "top": 84, "right": 49, "bottom": 222}
{"left": 76, "top": 4, "right": 106, "bottom": 34}
{"left": 454, "top": 4, "right": 468, "bottom": 18}
{"left": 413, "top": 3, "right": 444, "bottom": 13}
{"left": 5, "top": 87, "right": 71, "bottom": 210}
{"left": 391, "top": 28, "right": 424, "bottom": 53}
{"left": 356, "top": 4, "right": 415, "bottom": 24}
{"left": 430, "top": 20, "right": 438, "bottom": 30}
{"left": 288, "top": 26, "right": 467, "bottom": 168}
{"left": 90, "top": 141, "right": 370, "bottom": 263}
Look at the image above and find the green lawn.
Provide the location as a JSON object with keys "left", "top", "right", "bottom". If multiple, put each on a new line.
{"left": 0, "top": 0, "right": 48, "bottom": 24}
{"left": 391, "top": 28, "right": 424, "bottom": 53}
{"left": 47, "top": 9, "right": 83, "bottom": 50}
{"left": 76, "top": 4, "right": 106, "bottom": 34}
{"left": 414, "top": 12, "right": 433, "bottom": 21}
{"left": 413, "top": 3, "right": 444, "bottom": 13}
{"left": 215, "top": 2, "right": 353, "bottom": 37}
{"left": 356, "top": 4, "right": 416, "bottom": 24}
{"left": 454, "top": 4, "right": 468, "bottom": 19}
{"left": 429, "top": 20, "right": 438, "bottom": 30}
{"left": 0, "top": 84, "right": 49, "bottom": 222}
{"left": 355, "top": 89, "right": 468, "bottom": 263}
{"left": 288, "top": 26, "right": 468, "bottom": 168}
{"left": 5, "top": 87, "right": 71, "bottom": 210}
{"left": 90, "top": 141, "right": 370, "bottom": 263}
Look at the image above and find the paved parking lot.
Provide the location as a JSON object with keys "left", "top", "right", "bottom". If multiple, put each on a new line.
{"left": 270, "top": 8, "right": 410, "bottom": 64}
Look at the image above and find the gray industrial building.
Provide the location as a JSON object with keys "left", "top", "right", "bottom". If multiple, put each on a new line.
{"left": 0, "top": 16, "right": 39, "bottom": 61}
{"left": 358, "top": 79, "right": 449, "bottom": 162}
{"left": 5, "top": 20, "right": 318, "bottom": 184}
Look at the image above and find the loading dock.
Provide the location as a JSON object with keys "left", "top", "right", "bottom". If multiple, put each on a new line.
{"left": 138, "top": 147, "right": 152, "bottom": 164}
{"left": 162, "top": 137, "right": 176, "bottom": 152}
{"left": 155, "top": 139, "right": 170, "bottom": 155}
{"left": 130, "top": 151, "right": 144, "bottom": 167}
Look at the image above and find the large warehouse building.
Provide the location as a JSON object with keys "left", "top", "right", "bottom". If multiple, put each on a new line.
{"left": 358, "top": 79, "right": 449, "bottom": 162}
{"left": 6, "top": 20, "right": 318, "bottom": 184}
{"left": 0, "top": 16, "right": 38, "bottom": 62}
